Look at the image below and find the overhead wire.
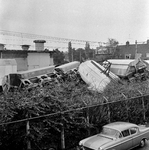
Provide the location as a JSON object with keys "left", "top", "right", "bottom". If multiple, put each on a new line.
{"left": 0, "top": 30, "right": 147, "bottom": 50}
{"left": 0, "top": 30, "right": 100, "bottom": 44}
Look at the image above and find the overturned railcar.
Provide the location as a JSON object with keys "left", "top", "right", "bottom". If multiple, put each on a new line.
{"left": 78, "top": 60, "right": 119, "bottom": 92}
{"left": 55, "top": 61, "right": 80, "bottom": 73}
{"left": 2, "top": 65, "right": 55, "bottom": 92}
{"left": 2, "top": 61, "right": 81, "bottom": 92}
{"left": 106, "top": 59, "right": 149, "bottom": 81}
{"left": 106, "top": 59, "right": 135, "bottom": 78}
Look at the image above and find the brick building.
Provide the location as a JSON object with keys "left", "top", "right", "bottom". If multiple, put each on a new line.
{"left": 117, "top": 40, "right": 149, "bottom": 60}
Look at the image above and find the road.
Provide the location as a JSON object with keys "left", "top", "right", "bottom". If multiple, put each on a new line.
{"left": 133, "top": 140, "right": 149, "bottom": 150}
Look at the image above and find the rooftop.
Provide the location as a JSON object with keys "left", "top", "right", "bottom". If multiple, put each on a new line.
{"left": 104, "top": 122, "right": 138, "bottom": 131}
{"left": 0, "top": 49, "right": 54, "bottom": 53}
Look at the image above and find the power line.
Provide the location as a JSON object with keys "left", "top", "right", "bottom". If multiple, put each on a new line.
{"left": 0, "top": 30, "right": 100, "bottom": 44}
{"left": 0, "top": 30, "right": 99, "bottom": 50}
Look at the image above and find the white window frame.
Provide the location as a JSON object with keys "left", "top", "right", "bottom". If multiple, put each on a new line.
{"left": 125, "top": 54, "right": 131, "bottom": 59}
{"left": 146, "top": 53, "right": 149, "bottom": 58}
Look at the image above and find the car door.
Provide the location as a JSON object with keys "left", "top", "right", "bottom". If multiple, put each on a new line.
{"left": 118, "top": 129, "right": 133, "bottom": 150}
{"left": 129, "top": 127, "right": 141, "bottom": 147}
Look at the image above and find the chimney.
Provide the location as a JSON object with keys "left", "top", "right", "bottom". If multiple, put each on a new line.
{"left": 0, "top": 43, "right": 5, "bottom": 50}
{"left": 33, "top": 40, "right": 46, "bottom": 51}
{"left": 126, "top": 41, "right": 129, "bottom": 46}
{"left": 21, "top": 44, "right": 30, "bottom": 51}
{"left": 147, "top": 39, "right": 149, "bottom": 45}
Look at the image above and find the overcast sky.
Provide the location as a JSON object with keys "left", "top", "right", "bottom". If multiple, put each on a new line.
{"left": 0, "top": 0, "right": 149, "bottom": 46}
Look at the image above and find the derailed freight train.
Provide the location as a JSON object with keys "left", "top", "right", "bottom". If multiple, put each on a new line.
{"left": 2, "top": 65, "right": 55, "bottom": 92}
{"left": 2, "top": 61, "right": 80, "bottom": 92}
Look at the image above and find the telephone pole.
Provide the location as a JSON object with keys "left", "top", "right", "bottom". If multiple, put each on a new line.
{"left": 135, "top": 40, "right": 137, "bottom": 59}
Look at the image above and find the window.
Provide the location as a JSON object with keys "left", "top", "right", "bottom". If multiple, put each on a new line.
{"left": 122, "top": 130, "right": 130, "bottom": 137}
{"left": 130, "top": 127, "right": 138, "bottom": 135}
{"left": 101, "top": 127, "right": 120, "bottom": 138}
{"left": 125, "top": 54, "right": 131, "bottom": 59}
{"left": 146, "top": 53, "right": 149, "bottom": 58}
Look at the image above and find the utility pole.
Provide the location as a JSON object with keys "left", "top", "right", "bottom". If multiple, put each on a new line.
{"left": 135, "top": 40, "right": 137, "bottom": 59}
{"left": 68, "top": 42, "right": 73, "bottom": 62}
{"left": 79, "top": 49, "right": 81, "bottom": 62}
{"left": 71, "top": 48, "right": 73, "bottom": 62}
{"left": 61, "top": 114, "right": 65, "bottom": 150}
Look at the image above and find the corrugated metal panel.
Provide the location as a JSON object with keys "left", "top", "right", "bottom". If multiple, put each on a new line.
{"left": 107, "top": 59, "right": 134, "bottom": 65}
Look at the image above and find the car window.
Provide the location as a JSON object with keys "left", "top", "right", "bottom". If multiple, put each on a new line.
{"left": 122, "top": 129, "right": 130, "bottom": 137}
{"left": 119, "top": 133, "right": 123, "bottom": 138}
{"left": 101, "top": 127, "right": 120, "bottom": 138}
{"left": 130, "top": 127, "right": 138, "bottom": 135}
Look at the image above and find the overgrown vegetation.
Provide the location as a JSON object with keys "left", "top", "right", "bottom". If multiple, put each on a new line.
{"left": 0, "top": 77, "right": 149, "bottom": 150}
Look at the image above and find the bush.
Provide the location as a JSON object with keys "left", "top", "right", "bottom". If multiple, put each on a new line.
{"left": 0, "top": 78, "right": 149, "bottom": 149}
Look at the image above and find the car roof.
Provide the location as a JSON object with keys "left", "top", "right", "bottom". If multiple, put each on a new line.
{"left": 103, "top": 122, "right": 138, "bottom": 132}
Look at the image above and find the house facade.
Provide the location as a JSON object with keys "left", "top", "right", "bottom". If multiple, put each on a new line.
{"left": 94, "top": 40, "right": 149, "bottom": 62}
{"left": 117, "top": 40, "right": 149, "bottom": 60}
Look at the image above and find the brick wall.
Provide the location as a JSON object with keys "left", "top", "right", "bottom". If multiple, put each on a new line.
{"left": 118, "top": 42, "right": 149, "bottom": 59}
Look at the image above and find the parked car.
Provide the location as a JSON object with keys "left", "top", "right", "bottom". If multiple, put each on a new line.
{"left": 79, "top": 122, "right": 149, "bottom": 150}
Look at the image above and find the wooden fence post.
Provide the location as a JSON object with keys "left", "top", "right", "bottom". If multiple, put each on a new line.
{"left": 138, "top": 90, "right": 146, "bottom": 123}
{"left": 103, "top": 96, "right": 110, "bottom": 123}
{"left": 86, "top": 106, "right": 90, "bottom": 136}
{"left": 26, "top": 119, "right": 31, "bottom": 150}
{"left": 61, "top": 113, "right": 65, "bottom": 150}
{"left": 83, "top": 100, "right": 90, "bottom": 136}
{"left": 121, "top": 93, "right": 129, "bottom": 122}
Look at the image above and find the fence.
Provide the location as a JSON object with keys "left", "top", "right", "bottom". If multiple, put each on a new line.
{"left": 0, "top": 94, "right": 149, "bottom": 150}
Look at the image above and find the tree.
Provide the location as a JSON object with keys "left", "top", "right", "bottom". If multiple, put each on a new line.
{"left": 68, "top": 42, "right": 73, "bottom": 62}
{"left": 53, "top": 49, "right": 65, "bottom": 65}
{"left": 106, "top": 38, "right": 119, "bottom": 58}
{"left": 72, "top": 48, "right": 85, "bottom": 62}
{"left": 107, "top": 38, "right": 119, "bottom": 47}
{"left": 85, "top": 42, "right": 90, "bottom": 59}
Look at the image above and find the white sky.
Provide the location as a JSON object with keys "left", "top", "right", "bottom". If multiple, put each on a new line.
{"left": 0, "top": 0, "right": 149, "bottom": 49}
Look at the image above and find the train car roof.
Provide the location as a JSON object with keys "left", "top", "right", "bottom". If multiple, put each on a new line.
{"left": 107, "top": 59, "right": 135, "bottom": 65}
{"left": 17, "top": 65, "right": 55, "bottom": 79}
{"left": 18, "top": 65, "right": 55, "bottom": 74}
{"left": 56, "top": 61, "right": 80, "bottom": 72}
{"left": 56, "top": 61, "right": 80, "bottom": 69}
